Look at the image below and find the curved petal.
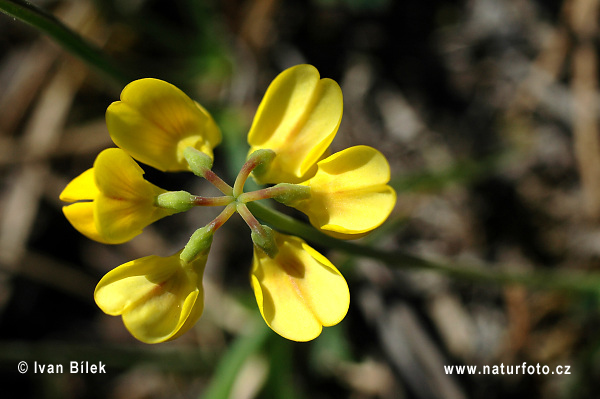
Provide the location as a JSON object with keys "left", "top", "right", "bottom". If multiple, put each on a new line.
{"left": 62, "top": 202, "right": 113, "bottom": 244}
{"left": 251, "top": 232, "right": 349, "bottom": 341}
{"left": 93, "top": 148, "right": 174, "bottom": 243}
{"left": 59, "top": 168, "right": 99, "bottom": 202}
{"left": 94, "top": 251, "right": 206, "bottom": 343}
{"left": 106, "top": 78, "right": 221, "bottom": 172}
{"left": 94, "top": 148, "right": 163, "bottom": 200}
{"left": 94, "top": 196, "right": 172, "bottom": 244}
{"left": 293, "top": 146, "right": 396, "bottom": 239}
{"left": 248, "top": 65, "right": 343, "bottom": 184}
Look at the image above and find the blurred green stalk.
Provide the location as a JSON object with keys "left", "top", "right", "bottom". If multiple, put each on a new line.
{"left": 202, "top": 322, "right": 271, "bottom": 399}
{"left": 0, "top": 0, "right": 132, "bottom": 85}
{"left": 248, "top": 201, "right": 600, "bottom": 298}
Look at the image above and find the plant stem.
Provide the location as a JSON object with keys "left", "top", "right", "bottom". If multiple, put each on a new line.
{"left": 247, "top": 201, "right": 600, "bottom": 296}
{"left": 237, "top": 185, "right": 287, "bottom": 203}
{"left": 209, "top": 203, "right": 237, "bottom": 231}
{"left": 237, "top": 203, "right": 266, "bottom": 235}
{"left": 204, "top": 169, "right": 234, "bottom": 196}
{"left": 192, "top": 195, "right": 233, "bottom": 207}
{"left": 0, "top": 0, "right": 132, "bottom": 85}
{"left": 233, "top": 156, "right": 257, "bottom": 198}
{"left": 233, "top": 149, "right": 275, "bottom": 197}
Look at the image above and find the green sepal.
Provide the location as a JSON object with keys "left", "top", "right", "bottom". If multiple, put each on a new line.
{"left": 181, "top": 225, "right": 214, "bottom": 263}
{"left": 156, "top": 191, "right": 195, "bottom": 212}
{"left": 251, "top": 224, "right": 279, "bottom": 258}
{"left": 184, "top": 146, "right": 213, "bottom": 176}
{"left": 271, "top": 183, "right": 311, "bottom": 205}
{"left": 249, "top": 149, "right": 276, "bottom": 179}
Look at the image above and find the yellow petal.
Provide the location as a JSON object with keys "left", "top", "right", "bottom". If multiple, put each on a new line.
{"left": 294, "top": 146, "right": 396, "bottom": 239}
{"left": 94, "top": 196, "right": 168, "bottom": 243}
{"left": 106, "top": 78, "right": 221, "bottom": 172}
{"left": 93, "top": 148, "right": 174, "bottom": 243}
{"left": 59, "top": 168, "right": 99, "bottom": 202}
{"left": 248, "top": 64, "right": 343, "bottom": 184}
{"left": 94, "top": 251, "right": 206, "bottom": 343}
{"left": 251, "top": 232, "right": 349, "bottom": 341}
{"left": 62, "top": 202, "right": 114, "bottom": 244}
{"left": 94, "top": 148, "right": 163, "bottom": 200}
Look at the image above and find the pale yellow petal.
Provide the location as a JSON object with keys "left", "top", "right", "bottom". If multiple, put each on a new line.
{"left": 122, "top": 287, "right": 198, "bottom": 344}
{"left": 59, "top": 168, "right": 99, "bottom": 202}
{"left": 251, "top": 232, "right": 349, "bottom": 341}
{"left": 106, "top": 79, "right": 220, "bottom": 172}
{"left": 294, "top": 146, "right": 396, "bottom": 238}
{"left": 90, "top": 148, "right": 173, "bottom": 243}
{"left": 94, "top": 148, "right": 164, "bottom": 201}
{"left": 248, "top": 65, "right": 343, "bottom": 184}
{"left": 94, "top": 195, "right": 172, "bottom": 244}
{"left": 95, "top": 251, "right": 206, "bottom": 343}
{"left": 62, "top": 202, "right": 114, "bottom": 244}
{"left": 95, "top": 254, "right": 180, "bottom": 315}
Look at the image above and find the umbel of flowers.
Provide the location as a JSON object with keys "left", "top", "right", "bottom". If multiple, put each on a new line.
{"left": 61, "top": 65, "right": 397, "bottom": 343}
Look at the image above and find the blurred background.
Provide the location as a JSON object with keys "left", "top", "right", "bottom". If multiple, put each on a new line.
{"left": 2, "top": 0, "right": 600, "bottom": 397}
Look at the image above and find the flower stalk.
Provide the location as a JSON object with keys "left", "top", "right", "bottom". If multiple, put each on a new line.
{"left": 192, "top": 195, "right": 234, "bottom": 207}
{"left": 180, "top": 203, "right": 236, "bottom": 263}
{"left": 238, "top": 183, "right": 310, "bottom": 204}
{"left": 233, "top": 149, "right": 276, "bottom": 197}
{"left": 184, "top": 147, "right": 233, "bottom": 195}
{"left": 237, "top": 203, "right": 278, "bottom": 258}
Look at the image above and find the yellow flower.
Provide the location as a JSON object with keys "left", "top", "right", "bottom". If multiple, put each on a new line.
{"left": 251, "top": 231, "right": 349, "bottom": 341}
{"left": 106, "top": 78, "right": 221, "bottom": 172}
{"left": 247, "top": 64, "right": 343, "bottom": 184}
{"left": 62, "top": 65, "right": 397, "bottom": 344}
{"left": 291, "top": 145, "right": 397, "bottom": 239}
{"left": 60, "top": 148, "right": 175, "bottom": 244}
{"left": 94, "top": 250, "right": 206, "bottom": 344}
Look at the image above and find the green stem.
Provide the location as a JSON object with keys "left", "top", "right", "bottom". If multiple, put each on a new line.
{"left": 209, "top": 203, "right": 237, "bottom": 231}
{"left": 0, "top": 0, "right": 132, "bottom": 85}
{"left": 238, "top": 183, "right": 310, "bottom": 204}
{"left": 180, "top": 203, "right": 236, "bottom": 263}
{"left": 246, "top": 201, "right": 600, "bottom": 296}
{"left": 237, "top": 202, "right": 277, "bottom": 257}
{"left": 204, "top": 169, "right": 234, "bottom": 196}
{"left": 237, "top": 202, "right": 267, "bottom": 236}
{"left": 233, "top": 149, "right": 275, "bottom": 197}
{"left": 201, "top": 321, "right": 271, "bottom": 399}
{"left": 192, "top": 195, "right": 233, "bottom": 207}
{"left": 237, "top": 185, "right": 287, "bottom": 203}
{"left": 233, "top": 156, "right": 257, "bottom": 198}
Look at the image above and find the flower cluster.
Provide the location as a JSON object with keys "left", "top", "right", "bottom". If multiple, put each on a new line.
{"left": 61, "top": 65, "right": 396, "bottom": 343}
